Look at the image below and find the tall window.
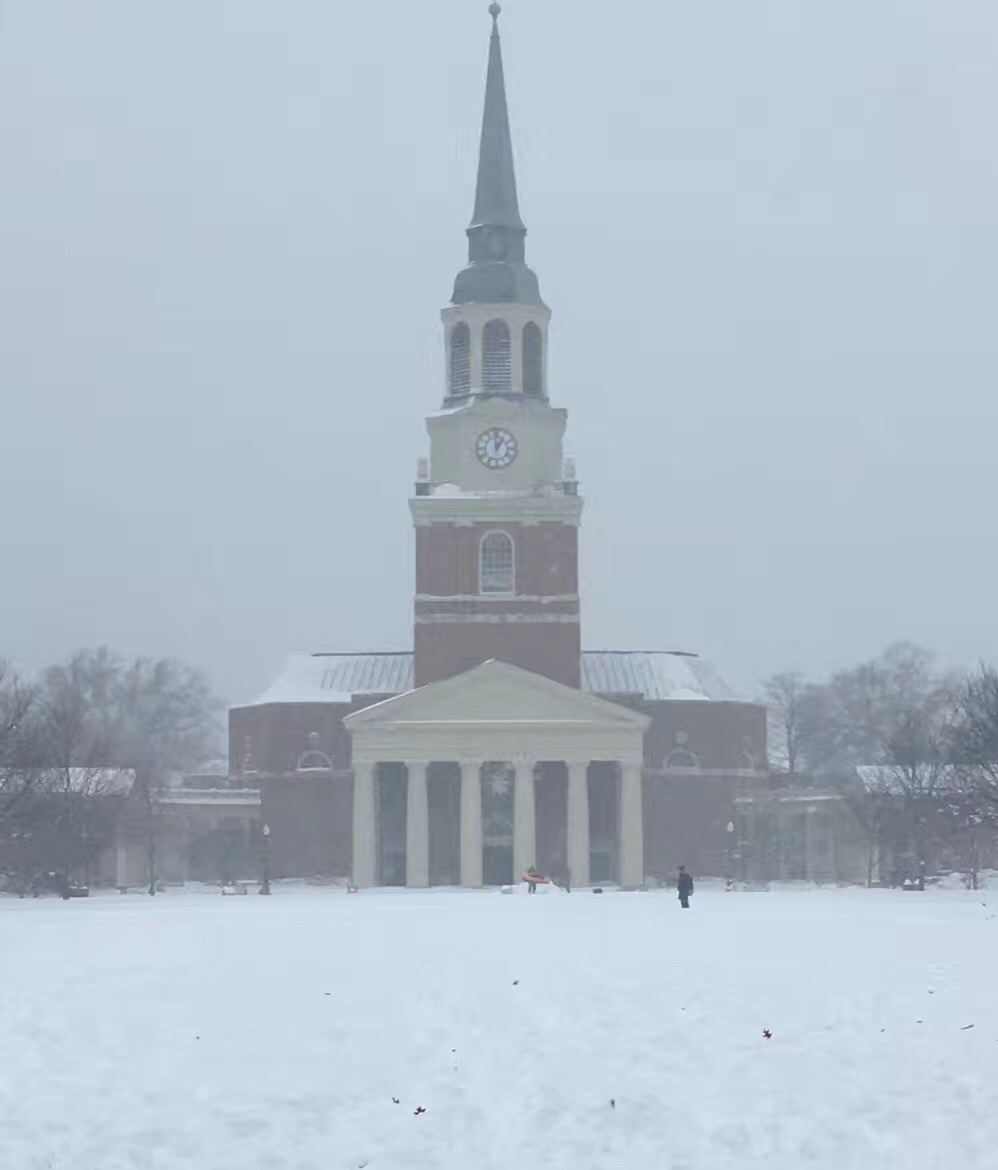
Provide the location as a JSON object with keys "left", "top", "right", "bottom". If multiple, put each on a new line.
{"left": 522, "top": 322, "right": 543, "bottom": 397}
{"left": 480, "top": 530, "right": 514, "bottom": 594}
{"left": 482, "top": 319, "right": 511, "bottom": 394}
{"left": 449, "top": 322, "right": 470, "bottom": 397}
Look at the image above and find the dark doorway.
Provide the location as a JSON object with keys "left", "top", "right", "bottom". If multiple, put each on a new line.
{"left": 377, "top": 763, "right": 407, "bottom": 886}
{"left": 481, "top": 762, "right": 514, "bottom": 885}
{"left": 428, "top": 763, "right": 461, "bottom": 886}
{"left": 588, "top": 763, "right": 619, "bottom": 883}
{"left": 534, "top": 761, "right": 567, "bottom": 881}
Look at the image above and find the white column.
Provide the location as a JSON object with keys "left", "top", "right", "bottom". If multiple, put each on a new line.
{"left": 566, "top": 761, "right": 590, "bottom": 888}
{"left": 510, "top": 323, "right": 524, "bottom": 395}
{"left": 352, "top": 762, "right": 378, "bottom": 888}
{"left": 115, "top": 838, "right": 130, "bottom": 889}
{"left": 406, "top": 762, "right": 429, "bottom": 889}
{"left": 513, "top": 759, "right": 536, "bottom": 881}
{"left": 805, "top": 804, "right": 821, "bottom": 883}
{"left": 469, "top": 321, "right": 483, "bottom": 394}
{"left": 460, "top": 761, "right": 483, "bottom": 888}
{"left": 618, "top": 761, "right": 645, "bottom": 888}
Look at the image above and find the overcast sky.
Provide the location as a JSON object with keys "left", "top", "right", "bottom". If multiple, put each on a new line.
{"left": 2, "top": 0, "right": 996, "bottom": 705}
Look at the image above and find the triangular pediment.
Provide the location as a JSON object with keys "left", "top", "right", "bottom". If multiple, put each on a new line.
{"left": 344, "top": 660, "right": 650, "bottom": 731}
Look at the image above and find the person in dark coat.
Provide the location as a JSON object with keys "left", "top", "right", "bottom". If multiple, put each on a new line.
{"left": 677, "top": 865, "right": 694, "bottom": 910}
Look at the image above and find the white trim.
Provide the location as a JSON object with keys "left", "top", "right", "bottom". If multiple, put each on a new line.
{"left": 415, "top": 613, "right": 580, "bottom": 624}
{"left": 416, "top": 593, "right": 579, "bottom": 604}
{"left": 410, "top": 494, "right": 583, "bottom": 527}
{"left": 157, "top": 790, "right": 261, "bottom": 807}
{"left": 648, "top": 767, "right": 769, "bottom": 780}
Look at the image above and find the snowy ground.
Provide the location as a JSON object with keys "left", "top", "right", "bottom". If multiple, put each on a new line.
{"left": 3, "top": 885, "right": 997, "bottom": 1170}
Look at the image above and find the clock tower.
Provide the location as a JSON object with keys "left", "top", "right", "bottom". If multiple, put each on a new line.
{"left": 411, "top": 4, "right": 583, "bottom": 689}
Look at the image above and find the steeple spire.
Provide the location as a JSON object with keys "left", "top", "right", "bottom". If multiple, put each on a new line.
{"left": 470, "top": 4, "right": 524, "bottom": 232}
{"left": 452, "top": 3, "right": 544, "bottom": 306}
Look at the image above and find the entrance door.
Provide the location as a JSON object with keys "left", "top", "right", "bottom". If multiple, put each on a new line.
{"left": 481, "top": 762, "right": 514, "bottom": 885}
{"left": 588, "top": 763, "right": 619, "bottom": 883}
{"left": 428, "top": 764, "right": 461, "bottom": 886}
{"left": 534, "top": 762, "right": 567, "bottom": 881}
{"left": 377, "top": 763, "right": 407, "bottom": 886}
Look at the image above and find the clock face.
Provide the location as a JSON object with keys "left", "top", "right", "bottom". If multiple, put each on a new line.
{"left": 476, "top": 427, "right": 518, "bottom": 470}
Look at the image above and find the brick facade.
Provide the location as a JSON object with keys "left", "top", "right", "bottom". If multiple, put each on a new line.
{"left": 229, "top": 687, "right": 768, "bottom": 880}
{"left": 413, "top": 520, "right": 581, "bottom": 688}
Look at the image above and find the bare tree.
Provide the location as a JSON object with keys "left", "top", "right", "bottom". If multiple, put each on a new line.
{"left": 951, "top": 665, "right": 998, "bottom": 801}
{"left": 24, "top": 649, "right": 222, "bottom": 894}
{"left": 110, "top": 654, "right": 222, "bottom": 893}
{"left": 0, "top": 660, "right": 40, "bottom": 835}
{"left": 840, "top": 770, "right": 894, "bottom": 888}
{"left": 763, "top": 672, "right": 806, "bottom": 774}
{"left": 795, "top": 643, "right": 955, "bottom": 776}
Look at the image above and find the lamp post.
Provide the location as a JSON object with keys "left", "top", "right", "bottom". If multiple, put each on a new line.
{"left": 260, "top": 823, "right": 271, "bottom": 895}
{"left": 725, "top": 821, "right": 735, "bottom": 891}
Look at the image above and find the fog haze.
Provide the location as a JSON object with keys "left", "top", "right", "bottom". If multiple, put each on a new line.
{"left": 2, "top": 0, "right": 996, "bottom": 704}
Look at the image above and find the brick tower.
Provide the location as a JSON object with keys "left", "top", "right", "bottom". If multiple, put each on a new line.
{"left": 411, "top": 4, "right": 582, "bottom": 689}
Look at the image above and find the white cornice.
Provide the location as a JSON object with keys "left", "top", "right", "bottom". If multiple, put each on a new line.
{"left": 410, "top": 493, "right": 583, "bottom": 526}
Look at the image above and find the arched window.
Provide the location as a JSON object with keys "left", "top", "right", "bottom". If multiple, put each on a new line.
{"left": 482, "top": 319, "right": 511, "bottom": 394}
{"left": 297, "top": 750, "right": 333, "bottom": 772}
{"left": 480, "top": 530, "right": 514, "bottom": 594}
{"left": 522, "top": 322, "right": 543, "bottom": 397}
{"left": 664, "top": 749, "right": 700, "bottom": 770}
{"left": 449, "top": 322, "right": 470, "bottom": 397}
{"left": 297, "top": 731, "right": 332, "bottom": 772}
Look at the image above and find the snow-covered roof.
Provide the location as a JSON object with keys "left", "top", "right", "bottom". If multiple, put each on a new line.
{"left": 581, "top": 651, "right": 738, "bottom": 703}
{"left": 157, "top": 789, "right": 261, "bottom": 808}
{"left": 241, "top": 650, "right": 740, "bottom": 709}
{"left": 244, "top": 653, "right": 415, "bottom": 706}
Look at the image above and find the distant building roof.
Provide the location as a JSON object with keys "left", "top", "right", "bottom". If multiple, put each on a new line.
{"left": 240, "top": 650, "right": 743, "bottom": 709}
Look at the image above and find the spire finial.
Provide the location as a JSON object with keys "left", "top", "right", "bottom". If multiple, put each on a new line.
{"left": 469, "top": 0, "right": 523, "bottom": 233}
{"left": 451, "top": 0, "right": 544, "bottom": 306}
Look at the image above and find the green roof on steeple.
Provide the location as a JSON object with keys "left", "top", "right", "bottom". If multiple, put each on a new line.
{"left": 452, "top": 4, "right": 544, "bottom": 307}
{"left": 470, "top": 4, "right": 525, "bottom": 232}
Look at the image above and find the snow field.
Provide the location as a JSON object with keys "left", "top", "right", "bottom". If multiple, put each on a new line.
{"left": 2, "top": 886, "right": 996, "bottom": 1170}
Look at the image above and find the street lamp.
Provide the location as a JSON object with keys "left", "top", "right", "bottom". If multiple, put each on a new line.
{"left": 725, "top": 821, "right": 735, "bottom": 891}
{"left": 260, "top": 823, "right": 271, "bottom": 895}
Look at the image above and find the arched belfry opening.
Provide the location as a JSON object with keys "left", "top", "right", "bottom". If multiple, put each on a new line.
{"left": 482, "top": 319, "right": 511, "bottom": 394}
{"left": 449, "top": 322, "right": 471, "bottom": 397}
{"left": 522, "top": 321, "right": 543, "bottom": 397}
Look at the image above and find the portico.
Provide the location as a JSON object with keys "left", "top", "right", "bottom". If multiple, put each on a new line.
{"left": 344, "top": 660, "right": 650, "bottom": 889}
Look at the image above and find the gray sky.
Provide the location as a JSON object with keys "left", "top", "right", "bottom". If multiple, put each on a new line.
{"left": 2, "top": 0, "right": 996, "bottom": 706}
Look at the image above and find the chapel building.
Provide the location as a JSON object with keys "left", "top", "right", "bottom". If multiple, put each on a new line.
{"left": 229, "top": 5, "right": 768, "bottom": 889}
